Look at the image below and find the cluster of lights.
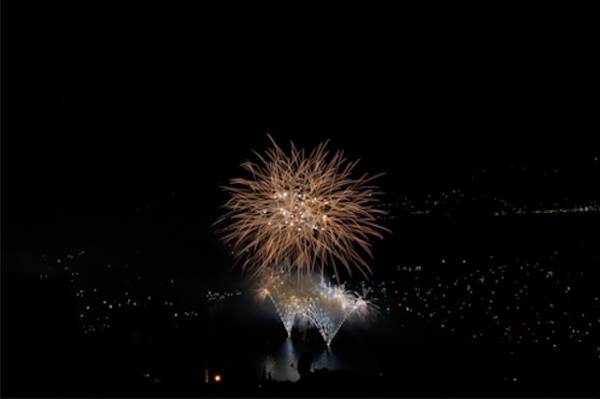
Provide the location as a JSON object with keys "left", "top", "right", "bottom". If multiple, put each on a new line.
{"left": 37, "top": 250, "right": 211, "bottom": 336}
{"left": 390, "top": 192, "right": 600, "bottom": 218}
{"left": 269, "top": 190, "right": 329, "bottom": 233}
{"left": 382, "top": 164, "right": 600, "bottom": 219}
{"left": 392, "top": 255, "right": 600, "bottom": 359}
{"left": 528, "top": 204, "right": 600, "bottom": 215}
{"left": 206, "top": 290, "right": 241, "bottom": 303}
{"left": 260, "top": 272, "right": 372, "bottom": 347}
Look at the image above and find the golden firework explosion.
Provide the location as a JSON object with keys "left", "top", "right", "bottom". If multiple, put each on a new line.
{"left": 217, "top": 135, "right": 388, "bottom": 280}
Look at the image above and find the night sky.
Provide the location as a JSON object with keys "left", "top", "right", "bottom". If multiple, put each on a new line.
{"left": 3, "top": 5, "right": 599, "bottom": 397}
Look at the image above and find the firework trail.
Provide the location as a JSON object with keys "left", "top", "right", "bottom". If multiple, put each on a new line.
{"left": 258, "top": 271, "right": 374, "bottom": 347}
{"left": 257, "top": 272, "right": 301, "bottom": 337}
{"left": 302, "top": 280, "right": 372, "bottom": 348}
{"left": 217, "top": 135, "right": 388, "bottom": 281}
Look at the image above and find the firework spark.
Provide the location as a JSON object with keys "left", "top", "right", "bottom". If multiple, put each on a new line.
{"left": 217, "top": 135, "right": 388, "bottom": 280}
{"left": 258, "top": 271, "right": 374, "bottom": 347}
{"left": 257, "top": 271, "right": 303, "bottom": 337}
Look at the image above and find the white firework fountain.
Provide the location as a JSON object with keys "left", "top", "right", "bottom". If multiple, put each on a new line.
{"left": 259, "top": 271, "right": 372, "bottom": 347}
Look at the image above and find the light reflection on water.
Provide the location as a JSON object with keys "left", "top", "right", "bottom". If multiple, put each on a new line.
{"left": 258, "top": 338, "right": 347, "bottom": 382}
{"left": 261, "top": 338, "right": 301, "bottom": 382}
{"left": 313, "top": 348, "right": 341, "bottom": 371}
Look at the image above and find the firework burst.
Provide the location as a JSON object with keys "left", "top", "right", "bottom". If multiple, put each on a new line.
{"left": 257, "top": 271, "right": 304, "bottom": 337}
{"left": 217, "top": 135, "right": 388, "bottom": 280}
{"left": 258, "top": 271, "right": 374, "bottom": 347}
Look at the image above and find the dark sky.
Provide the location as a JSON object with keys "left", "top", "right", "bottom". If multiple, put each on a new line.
{"left": 4, "top": 6, "right": 600, "bottom": 397}
{"left": 4, "top": 5, "right": 598, "bottom": 276}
